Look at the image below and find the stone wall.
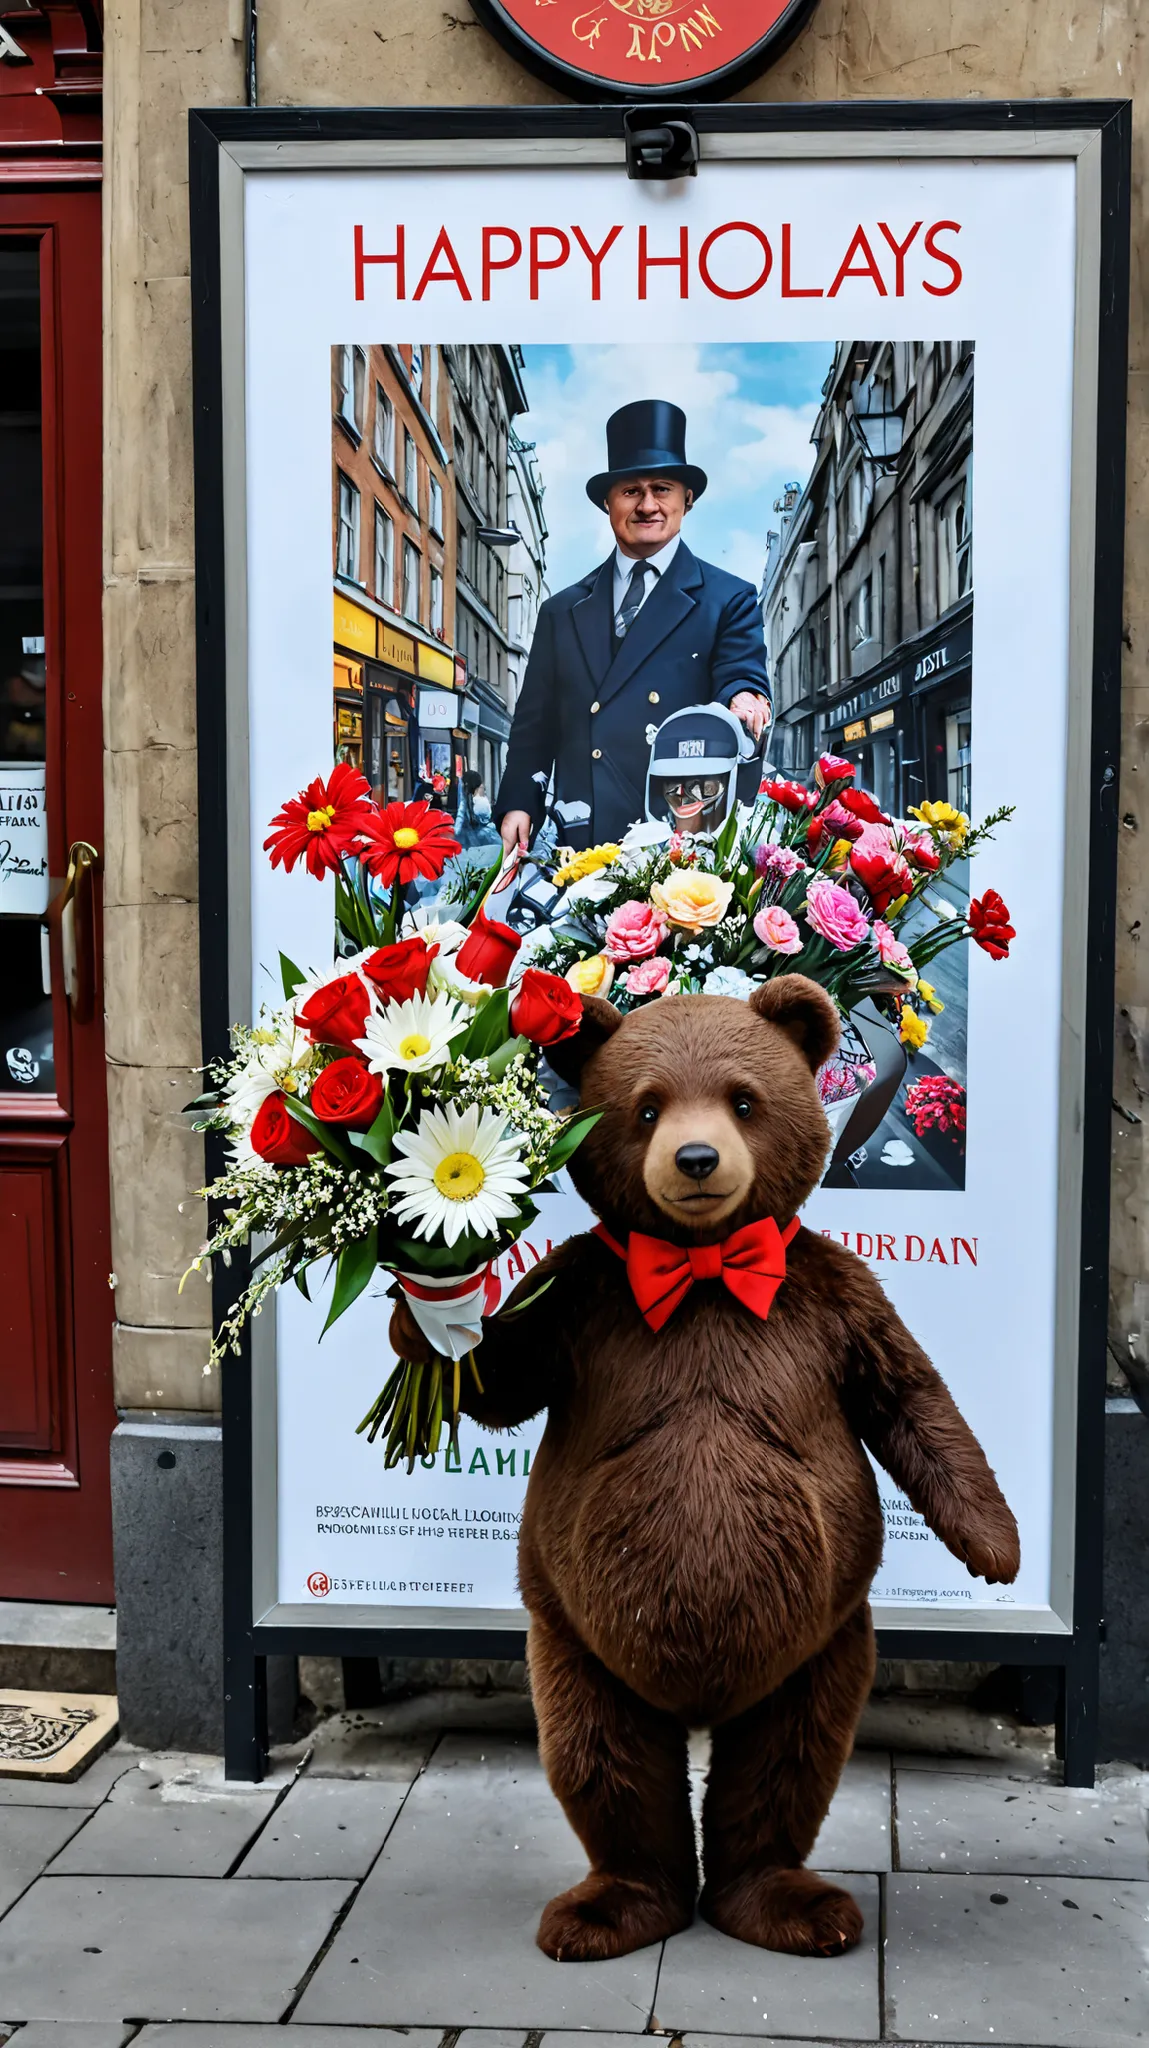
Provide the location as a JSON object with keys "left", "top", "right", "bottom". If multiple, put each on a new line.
{"left": 103, "top": 0, "right": 1147, "bottom": 1414}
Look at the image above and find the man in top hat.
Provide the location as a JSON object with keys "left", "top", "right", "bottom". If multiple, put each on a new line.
{"left": 496, "top": 399, "right": 772, "bottom": 855}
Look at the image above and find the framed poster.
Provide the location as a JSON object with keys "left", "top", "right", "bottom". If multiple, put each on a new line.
{"left": 189, "top": 101, "right": 1129, "bottom": 1782}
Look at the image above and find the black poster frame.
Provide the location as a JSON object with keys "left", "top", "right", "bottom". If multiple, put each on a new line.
{"left": 188, "top": 99, "right": 1130, "bottom": 1785}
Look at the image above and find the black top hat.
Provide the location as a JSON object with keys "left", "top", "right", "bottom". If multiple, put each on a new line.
{"left": 586, "top": 399, "right": 708, "bottom": 508}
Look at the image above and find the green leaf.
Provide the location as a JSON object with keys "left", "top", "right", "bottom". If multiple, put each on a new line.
{"left": 458, "top": 849, "right": 507, "bottom": 927}
{"left": 279, "top": 952, "right": 306, "bottom": 1000}
{"left": 294, "top": 1266, "right": 312, "bottom": 1301}
{"left": 456, "top": 986, "right": 512, "bottom": 1061}
{"left": 283, "top": 1095, "right": 358, "bottom": 1166}
{"left": 493, "top": 1274, "right": 554, "bottom": 1320}
{"left": 545, "top": 1106, "right": 603, "bottom": 1173}
{"left": 182, "top": 1089, "right": 222, "bottom": 1114}
{"left": 349, "top": 1092, "right": 397, "bottom": 1166}
{"left": 486, "top": 1033, "right": 529, "bottom": 1080}
{"left": 322, "top": 1225, "right": 379, "bottom": 1334}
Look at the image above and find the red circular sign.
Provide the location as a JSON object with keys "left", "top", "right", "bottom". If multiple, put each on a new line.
{"left": 306, "top": 1571, "right": 331, "bottom": 1597}
{"left": 470, "top": 0, "right": 819, "bottom": 98}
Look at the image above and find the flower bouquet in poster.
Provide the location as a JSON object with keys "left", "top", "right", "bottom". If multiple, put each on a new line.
{"left": 186, "top": 766, "right": 597, "bottom": 1470}
{"left": 521, "top": 752, "right": 1016, "bottom": 1140}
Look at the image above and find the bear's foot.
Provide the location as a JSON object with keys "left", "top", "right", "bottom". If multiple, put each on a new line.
{"left": 699, "top": 1867, "right": 863, "bottom": 1956}
{"left": 538, "top": 1873, "right": 694, "bottom": 1962}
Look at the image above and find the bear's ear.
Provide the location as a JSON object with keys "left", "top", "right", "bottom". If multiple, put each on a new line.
{"left": 544, "top": 995, "right": 622, "bottom": 1087}
{"left": 750, "top": 974, "right": 841, "bottom": 1073}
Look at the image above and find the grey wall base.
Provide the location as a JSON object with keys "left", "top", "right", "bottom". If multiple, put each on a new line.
{"left": 110, "top": 1417, "right": 295, "bottom": 1755}
{"left": 1100, "top": 1398, "right": 1149, "bottom": 1765}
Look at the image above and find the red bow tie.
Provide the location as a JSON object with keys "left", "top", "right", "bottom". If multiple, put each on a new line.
{"left": 594, "top": 1215, "right": 800, "bottom": 1333}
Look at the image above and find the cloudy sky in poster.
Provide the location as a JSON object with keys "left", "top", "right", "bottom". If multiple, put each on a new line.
{"left": 518, "top": 341, "right": 834, "bottom": 596}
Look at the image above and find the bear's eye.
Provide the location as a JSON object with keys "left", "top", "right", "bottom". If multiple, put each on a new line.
{"left": 733, "top": 1095, "right": 754, "bottom": 1121}
{"left": 639, "top": 1104, "right": 659, "bottom": 1126}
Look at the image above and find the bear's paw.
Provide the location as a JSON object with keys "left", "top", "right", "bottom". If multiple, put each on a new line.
{"left": 699, "top": 1867, "right": 863, "bottom": 1956}
{"left": 537, "top": 1872, "right": 694, "bottom": 1962}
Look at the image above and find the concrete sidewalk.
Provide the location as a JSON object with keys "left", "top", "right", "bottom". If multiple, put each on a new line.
{"left": 0, "top": 1727, "right": 1144, "bottom": 2042}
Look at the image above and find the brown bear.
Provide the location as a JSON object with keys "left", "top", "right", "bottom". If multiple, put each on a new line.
{"left": 389, "top": 977, "right": 1020, "bottom": 1965}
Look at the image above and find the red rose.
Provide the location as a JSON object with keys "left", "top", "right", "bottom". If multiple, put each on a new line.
{"left": 250, "top": 1091, "right": 321, "bottom": 1166}
{"left": 309, "top": 1057, "right": 384, "bottom": 1130}
{"left": 815, "top": 753, "right": 855, "bottom": 786}
{"left": 840, "top": 788, "right": 887, "bottom": 825}
{"left": 762, "top": 778, "right": 814, "bottom": 814}
{"left": 905, "top": 835, "right": 942, "bottom": 873}
{"left": 362, "top": 937, "right": 438, "bottom": 1005}
{"left": 295, "top": 974, "right": 372, "bottom": 1051}
{"left": 454, "top": 903, "right": 523, "bottom": 988}
{"left": 850, "top": 848, "right": 914, "bottom": 915}
{"left": 510, "top": 969, "right": 584, "bottom": 1046}
{"left": 968, "top": 890, "right": 1016, "bottom": 961}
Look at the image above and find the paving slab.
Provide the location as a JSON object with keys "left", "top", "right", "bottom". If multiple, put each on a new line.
{"left": 0, "top": 2028, "right": 135, "bottom": 2047}
{"left": 0, "top": 1875, "right": 354, "bottom": 2021}
{"left": 454, "top": 2032, "right": 529, "bottom": 2048}
{"left": 306, "top": 1719, "right": 439, "bottom": 1780}
{"left": 47, "top": 1754, "right": 281, "bottom": 1877}
{"left": 0, "top": 1807, "right": 91, "bottom": 1914}
{"left": 885, "top": 1871, "right": 1149, "bottom": 2044}
{"left": 0, "top": 1751, "right": 133, "bottom": 1809}
{"left": 238, "top": 1772, "right": 414, "bottom": 1879}
{"left": 137, "top": 2031, "right": 446, "bottom": 2045}
{"left": 895, "top": 1770, "right": 1149, "bottom": 1879}
{"left": 294, "top": 1734, "right": 660, "bottom": 2030}
{"left": 810, "top": 1752, "right": 891, "bottom": 1872}
{"left": 652, "top": 1873, "right": 879, "bottom": 2039}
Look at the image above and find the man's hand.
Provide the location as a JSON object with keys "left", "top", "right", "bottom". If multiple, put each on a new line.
{"left": 500, "top": 810, "right": 533, "bottom": 857}
{"left": 730, "top": 690, "right": 773, "bottom": 744}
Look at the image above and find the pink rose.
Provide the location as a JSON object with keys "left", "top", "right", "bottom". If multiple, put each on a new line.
{"left": 873, "top": 919, "right": 914, "bottom": 974}
{"left": 805, "top": 877, "right": 871, "bottom": 952}
{"left": 603, "top": 899, "right": 667, "bottom": 963}
{"left": 753, "top": 903, "right": 804, "bottom": 955}
{"left": 623, "top": 955, "right": 671, "bottom": 996}
{"left": 754, "top": 842, "right": 805, "bottom": 883}
{"left": 852, "top": 820, "right": 900, "bottom": 863}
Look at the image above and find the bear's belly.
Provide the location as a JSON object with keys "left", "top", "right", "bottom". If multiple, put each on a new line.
{"left": 542, "top": 1415, "right": 882, "bottom": 1722}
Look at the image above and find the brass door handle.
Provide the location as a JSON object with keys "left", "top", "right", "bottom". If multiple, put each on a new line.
{"left": 45, "top": 840, "right": 101, "bottom": 1024}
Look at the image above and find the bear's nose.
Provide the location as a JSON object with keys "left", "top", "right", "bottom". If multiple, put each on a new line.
{"left": 675, "top": 1143, "right": 720, "bottom": 1181}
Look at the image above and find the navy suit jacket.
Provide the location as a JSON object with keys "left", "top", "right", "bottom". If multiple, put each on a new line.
{"left": 495, "top": 541, "right": 771, "bottom": 849}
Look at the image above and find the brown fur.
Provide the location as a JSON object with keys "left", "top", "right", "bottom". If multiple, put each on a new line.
{"left": 390, "top": 978, "right": 1020, "bottom": 1963}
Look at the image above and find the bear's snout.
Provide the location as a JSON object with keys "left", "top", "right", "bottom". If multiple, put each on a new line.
{"left": 642, "top": 1099, "right": 756, "bottom": 1229}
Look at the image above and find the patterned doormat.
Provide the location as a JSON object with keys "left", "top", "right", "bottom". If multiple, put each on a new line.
{"left": 0, "top": 1689, "right": 118, "bottom": 1782}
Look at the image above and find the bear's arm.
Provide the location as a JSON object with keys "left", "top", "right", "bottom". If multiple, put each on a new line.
{"left": 389, "top": 1239, "right": 581, "bottom": 1433}
{"left": 834, "top": 1253, "right": 1020, "bottom": 1585}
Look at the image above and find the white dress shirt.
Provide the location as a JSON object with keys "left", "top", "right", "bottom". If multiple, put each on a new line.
{"left": 612, "top": 533, "right": 682, "bottom": 623}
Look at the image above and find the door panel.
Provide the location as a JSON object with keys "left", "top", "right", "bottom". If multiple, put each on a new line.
{"left": 0, "top": 184, "right": 113, "bottom": 1601}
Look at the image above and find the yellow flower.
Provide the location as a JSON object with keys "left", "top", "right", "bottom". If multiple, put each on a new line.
{"left": 909, "top": 799, "right": 969, "bottom": 847}
{"left": 650, "top": 870, "right": 735, "bottom": 933}
{"left": 554, "top": 842, "right": 622, "bottom": 887}
{"left": 916, "top": 978, "right": 944, "bottom": 1014}
{"left": 566, "top": 954, "right": 615, "bottom": 997}
{"left": 828, "top": 838, "right": 853, "bottom": 871}
{"left": 899, "top": 1005, "right": 929, "bottom": 1051}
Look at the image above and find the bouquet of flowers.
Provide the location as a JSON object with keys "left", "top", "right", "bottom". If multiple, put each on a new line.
{"left": 904, "top": 1074, "right": 968, "bottom": 1149}
{"left": 520, "top": 751, "right": 1015, "bottom": 1128}
{"left": 185, "top": 766, "right": 598, "bottom": 1469}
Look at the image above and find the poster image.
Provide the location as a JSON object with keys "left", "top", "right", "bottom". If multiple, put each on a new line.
{"left": 225, "top": 144, "right": 1098, "bottom": 1638}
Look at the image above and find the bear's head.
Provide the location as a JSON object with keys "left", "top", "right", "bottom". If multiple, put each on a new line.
{"left": 548, "top": 977, "right": 840, "bottom": 1242}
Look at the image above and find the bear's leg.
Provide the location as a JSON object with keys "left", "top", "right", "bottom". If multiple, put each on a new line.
{"left": 528, "top": 1610, "right": 697, "bottom": 1963}
{"left": 699, "top": 1603, "right": 876, "bottom": 1957}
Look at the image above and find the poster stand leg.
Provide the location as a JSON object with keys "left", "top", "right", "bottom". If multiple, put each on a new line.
{"left": 1059, "top": 1646, "right": 1099, "bottom": 1789}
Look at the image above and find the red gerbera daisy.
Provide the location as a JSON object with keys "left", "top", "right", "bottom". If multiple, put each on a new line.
{"left": 263, "top": 763, "right": 373, "bottom": 879}
{"left": 354, "top": 799, "right": 461, "bottom": 888}
{"left": 968, "top": 889, "right": 1016, "bottom": 960}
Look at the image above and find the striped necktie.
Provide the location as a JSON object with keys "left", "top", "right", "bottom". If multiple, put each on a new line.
{"left": 616, "top": 559, "right": 653, "bottom": 638}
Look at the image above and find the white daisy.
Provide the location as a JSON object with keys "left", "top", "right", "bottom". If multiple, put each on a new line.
{"left": 356, "top": 989, "right": 464, "bottom": 1077}
{"left": 400, "top": 906, "right": 470, "bottom": 957}
{"left": 385, "top": 1100, "right": 530, "bottom": 1248}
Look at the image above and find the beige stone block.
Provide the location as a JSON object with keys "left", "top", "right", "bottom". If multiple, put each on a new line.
{"left": 104, "top": 572, "right": 198, "bottom": 755}
{"left": 113, "top": 1321, "right": 221, "bottom": 1414}
{"left": 106, "top": 1062, "right": 212, "bottom": 1330}
{"left": 103, "top": 901, "right": 202, "bottom": 1068}
{"left": 135, "top": 274, "right": 196, "bottom": 567}
{"left": 257, "top": 0, "right": 557, "bottom": 106}
{"left": 138, "top": 56, "right": 242, "bottom": 281}
{"left": 104, "top": 745, "right": 199, "bottom": 909}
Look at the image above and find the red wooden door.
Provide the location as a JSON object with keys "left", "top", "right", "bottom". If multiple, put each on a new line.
{"left": 0, "top": 182, "right": 115, "bottom": 1600}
